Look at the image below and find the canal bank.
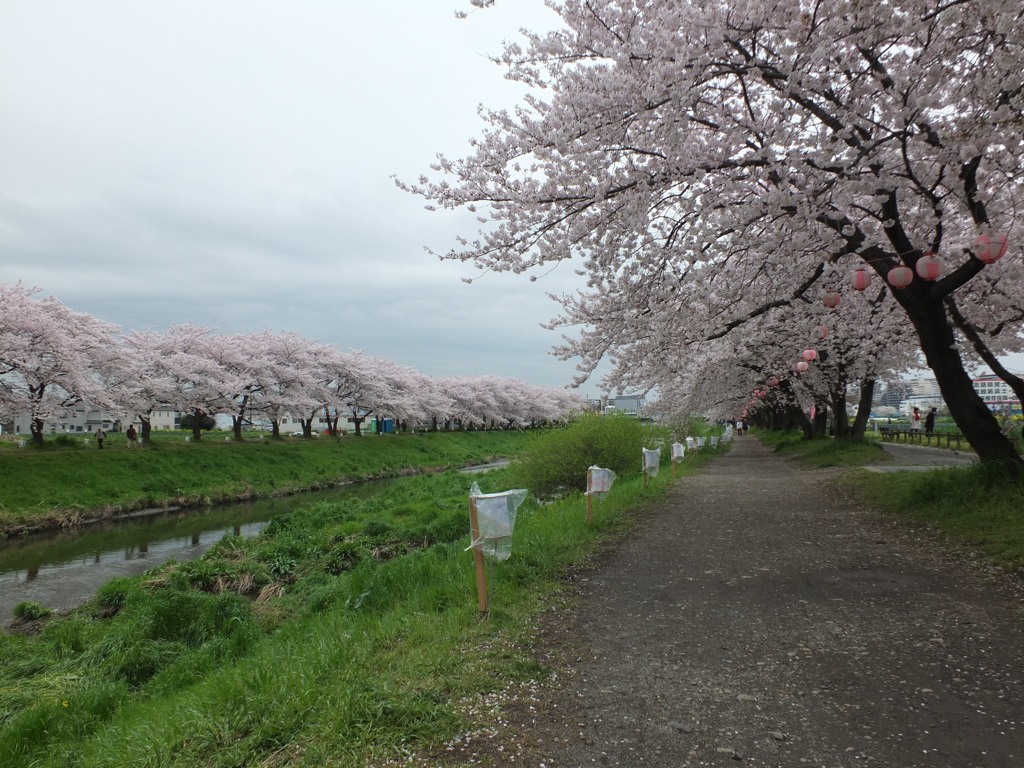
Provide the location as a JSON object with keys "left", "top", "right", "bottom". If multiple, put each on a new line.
{"left": 1, "top": 459, "right": 514, "bottom": 623}
{"left": 0, "top": 480, "right": 393, "bottom": 621}
{"left": 0, "top": 430, "right": 532, "bottom": 537}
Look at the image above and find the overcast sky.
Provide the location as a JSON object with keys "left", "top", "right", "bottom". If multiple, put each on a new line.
{"left": 0, "top": 0, "right": 618, "bottom": 394}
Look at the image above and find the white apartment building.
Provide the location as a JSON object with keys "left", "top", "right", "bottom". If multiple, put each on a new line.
{"left": 972, "top": 373, "right": 1022, "bottom": 416}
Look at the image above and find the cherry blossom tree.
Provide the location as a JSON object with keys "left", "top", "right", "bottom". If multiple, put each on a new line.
{"left": 0, "top": 283, "right": 122, "bottom": 445}
{"left": 117, "top": 328, "right": 185, "bottom": 442}
{"left": 335, "top": 353, "right": 439, "bottom": 436}
{"left": 253, "top": 332, "right": 329, "bottom": 439}
{"left": 138, "top": 323, "right": 237, "bottom": 441}
{"left": 201, "top": 331, "right": 320, "bottom": 441}
{"left": 437, "top": 374, "right": 581, "bottom": 429}
{"left": 0, "top": 284, "right": 585, "bottom": 444}
{"left": 408, "top": 0, "right": 1024, "bottom": 471}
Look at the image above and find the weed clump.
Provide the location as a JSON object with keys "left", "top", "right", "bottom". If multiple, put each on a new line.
{"left": 13, "top": 602, "right": 52, "bottom": 621}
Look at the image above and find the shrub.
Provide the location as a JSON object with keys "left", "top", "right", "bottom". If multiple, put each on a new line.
{"left": 508, "top": 413, "right": 660, "bottom": 496}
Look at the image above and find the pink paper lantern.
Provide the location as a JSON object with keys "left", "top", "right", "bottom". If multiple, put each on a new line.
{"left": 814, "top": 325, "right": 828, "bottom": 341}
{"left": 851, "top": 268, "right": 873, "bottom": 291}
{"left": 802, "top": 349, "right": 817, "bottom": 362}
{"left": 975, "top": 232, "right": 1008, "bottom": 264}
{"left": 887, "top": 265, "right": 914, "bottom": 289}
{"left": 795, "top": 361, "right": 809, "bottom": 373}
{"left": 822, "top": 291, "right": 840, "bottom": 308}
{"left": 915, "top": 252, "right": 943, "bottom": 281}
{"left": 767, "top": 377, "right": 779, "bottom": 387}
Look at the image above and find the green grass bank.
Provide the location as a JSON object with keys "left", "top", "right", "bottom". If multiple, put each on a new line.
{"left": 0, "top": 423, "right": 725, "bottom": 768}
{"left": 0, "top": 431, "right": 532, "bottom": 537}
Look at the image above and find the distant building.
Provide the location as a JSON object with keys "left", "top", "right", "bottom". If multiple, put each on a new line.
{"left": 873, "top": 377, "right": 944, "bottom": 416}
{"left": 13, "top": 404, "right": 121, "bottom": 435}
{"left": 603, "top": 394, "right": 646, "bottom": 417}
{"left": 972, "top": 373, "right": 1022, "bottom": 416}
{"left": 875, "top": 379, "right": 910, "bottom": 410}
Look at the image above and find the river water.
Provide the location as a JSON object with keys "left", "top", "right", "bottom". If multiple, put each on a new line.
{"left": 0, "top": 481, "right": 390, "bottom": 621}
{"left": 0, "top": 460, "right": 514, "bottom": 622}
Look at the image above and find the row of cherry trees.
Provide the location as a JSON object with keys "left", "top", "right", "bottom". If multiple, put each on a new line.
{"left": 0, "top": 282, "right": 583, "bottom": 445}
{"left": 412, "top": 0, "right": 1024, "bottom": 471}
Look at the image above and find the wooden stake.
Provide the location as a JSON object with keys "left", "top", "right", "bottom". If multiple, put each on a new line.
{"left": 672, "top": 458, "right": 677, "bottom": 478}
{"left": 468, "top": 498, "right": 489, "bottom": 615}
{"left": 586, "top": 467, "right": 594, "bottom": 523}
{"left": 643, "top": 468, "right": 649, "bottom": 489}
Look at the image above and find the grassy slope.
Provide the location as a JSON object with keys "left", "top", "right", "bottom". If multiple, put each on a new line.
{"left": 0, "top": 435, "right": 722, "bottom": 768}
{"left": 0, "top": 431, "right": 530, "bottom": 536}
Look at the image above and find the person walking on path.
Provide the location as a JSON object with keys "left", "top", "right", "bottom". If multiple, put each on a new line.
{"left": 454, "top": 437, "right": 1024, "bottom": 767}
{"left": 95, "top": 428, "right": 105, "bottom": 449}
{"left": 925, "top": 407, "right": 937, "bottom": 433}
{"left": 910, "top": 406, "right": 922, "bottom": 432}
{"left": 126, "top": 424, "right": 137, "bottom": 448}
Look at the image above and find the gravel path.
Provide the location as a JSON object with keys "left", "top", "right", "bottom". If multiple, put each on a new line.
{"left": 428, "top": 437, "right": 1024, "bottom": 767}
{"left": 876, "top": 441, "right": 977, "bottom": 469}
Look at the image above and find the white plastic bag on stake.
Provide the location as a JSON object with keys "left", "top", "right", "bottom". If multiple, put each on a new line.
{"left": 685, "top": 436, "right": 696, "bottom": 451}
{"left": 467, "top": 482, "right": 527, "bottom": 562}
{"left": 710, "top": 436, "right": 719, "bottom": 447}
{"left": 671, "top": 442, "right": 686, "bottom": 459}
{"left": 697, "top": 437, "right": 706, "bottom": 449}
{"left": 586, "top": 466, "right": 616, "bottom": 497}
{"left": 584, "top": 466, "right": 615, "bottom": 523}
{"left": 642, "top": 448, "right": 661, "bottom": 478}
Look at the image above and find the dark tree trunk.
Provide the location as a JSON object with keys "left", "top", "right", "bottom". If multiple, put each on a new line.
{"left": 30, "top": 417, "right": 45, "bottom": 446}
{"left": 271, "top": 419, "right": 281, "bottom": 439}
{"left": 830, "top": 384, "right": 850, "bottom": 439}
{"left": 192, "top": 408, "right": 204, "bottom": 441}
{"left": 812, "top": 405, "right": 829, "bottom": 438}
{"left": 906, "top": 292, "right": 1021, "bottom": 473}
{"left": 857, "top": 227, "right": 1023, "bottom": 473}
{"left": 849, "top": 378, "right": 876, "bottom": 441}
{"left": 139, "top": 416, "right": 152, "bottom": 443}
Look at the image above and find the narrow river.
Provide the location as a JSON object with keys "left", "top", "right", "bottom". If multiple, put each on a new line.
{"left": 0, "top": 481, "right": 390, "bottom": 621}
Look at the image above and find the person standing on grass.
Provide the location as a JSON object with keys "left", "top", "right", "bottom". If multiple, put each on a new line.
{"left": 126, "top": 424, "right": 137, "bottom": 448}
{"left": 925, "top": 407, "right": 937, "bottom": 434}
{"left": 911, "top": 407, "right": 922, "bottom": 432}
{"left": 95, "top": 428, "right": 106, "bottom": 450}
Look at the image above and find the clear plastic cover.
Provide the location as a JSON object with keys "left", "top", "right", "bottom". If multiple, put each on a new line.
{"left": 671, "top": 442, "right": 686, "bottom": 459}
{"left": 642, "top": 448, "right": 661, "bottom": 477}
{"left": 586, "top": 465, "right": 617, "bottom": 497}
{"left": 468, "top": 482, "right": 528, "bottom": 561}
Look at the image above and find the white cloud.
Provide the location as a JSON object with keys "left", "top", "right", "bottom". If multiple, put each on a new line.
{"left": 1, "top": 0, "right": 615, "bottom": 391}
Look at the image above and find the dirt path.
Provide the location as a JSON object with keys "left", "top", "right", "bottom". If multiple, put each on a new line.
{"left": 431, "top": 437, "right": 1024, "bottom": 767}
